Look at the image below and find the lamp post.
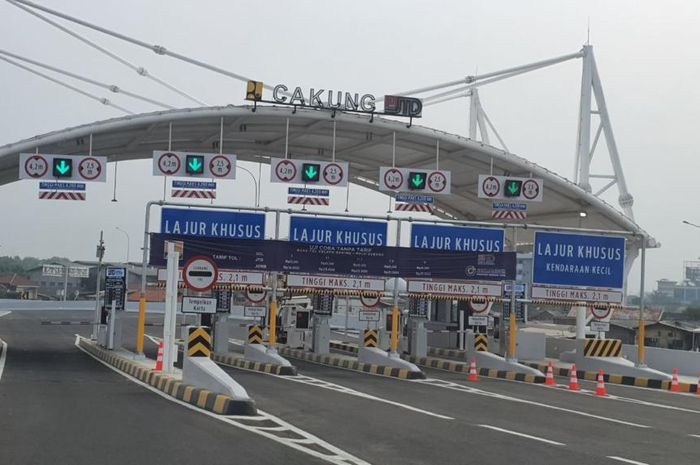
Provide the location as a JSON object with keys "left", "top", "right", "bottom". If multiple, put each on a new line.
{"left": 237, "top": 165, "right": 260, "bottom": 207}
{"left": 115, "top": 227, "right": 130, "bottom": 264}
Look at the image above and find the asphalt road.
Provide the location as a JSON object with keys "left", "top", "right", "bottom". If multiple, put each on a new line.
{"left": 3, "top": 309, "right": 700, "bottom": 465}
{"left": 0, "top": 310, "right": 327, "bottom": 465}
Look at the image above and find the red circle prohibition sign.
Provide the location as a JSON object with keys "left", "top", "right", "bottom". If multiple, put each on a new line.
{"left": 158, "top": 152, "right": 181, "bottom": 175}
{"left": 24, "top": 155, "right": 48, "bottom": 178}
{"left": 209, "top": 155, "right": 232, "bottom": 177}
{"left": 78, "top": 157, "right": 102, "bottom": 180}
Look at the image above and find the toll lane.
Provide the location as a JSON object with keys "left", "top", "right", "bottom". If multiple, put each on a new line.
{"left": 0, "top": 310, "right": 326, "bottom": 465}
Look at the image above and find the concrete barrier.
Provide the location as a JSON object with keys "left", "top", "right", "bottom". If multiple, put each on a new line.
{"left": 78, "top": 337, "right": 256, "bottom": 415}
{"left": 358, "top": 347, "right": 421, "bottom": 372}
{"left": 621, "top": 344, "right": 700, "bottom": 377}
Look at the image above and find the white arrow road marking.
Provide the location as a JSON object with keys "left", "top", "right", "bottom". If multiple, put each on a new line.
{"left": 607, "top": 456, "right": 649, "bottom": 465}
{"left": 477, "top": 424, "right": 565, "bottom": 446}
{"left": 411, "top": 378, "right": 650, "bottom": 429}
{"left": 75, "top": 335, "right": 372, "bottom": 465}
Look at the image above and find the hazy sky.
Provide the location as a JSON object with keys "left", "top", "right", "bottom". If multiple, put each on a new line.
{"left": 1, "top": 0, "right": 699, "bottom": 294}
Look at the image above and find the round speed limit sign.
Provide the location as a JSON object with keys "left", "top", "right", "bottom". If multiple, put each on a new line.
{"left": 590, "top": 304, "right": 611, "bottom": 320}
{"left": 323, "top": 163, "right": 344, "bottom": 185}
{"left": 383, "top": 168, "right": 403, "bottom": 190}
{"left": 209, "top": 155, "right": 232, "bottom": 178}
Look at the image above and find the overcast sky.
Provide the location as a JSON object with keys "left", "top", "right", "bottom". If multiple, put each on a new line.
{"left": 1, "top": 0, "right": 699, "bottom": 294}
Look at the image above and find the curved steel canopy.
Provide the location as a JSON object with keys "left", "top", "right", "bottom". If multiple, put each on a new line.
{"left": 0, "top": 105, "right": 654, "bottom": 248}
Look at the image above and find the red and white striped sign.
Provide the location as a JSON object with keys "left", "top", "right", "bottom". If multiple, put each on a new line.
{"left": 491, "top": 210, "right": 526, "bottom": 220}
{"left": 395, "top": 203, "right": 433, "bottom": 213}
{"left": 38, "top": 191, "right": 86, "bottom": 201}
{"left": 171, "top": 189, "right": 216, "bottom": 199}
{"left": 287, "top": 196, "right": 329, "bottom": 205}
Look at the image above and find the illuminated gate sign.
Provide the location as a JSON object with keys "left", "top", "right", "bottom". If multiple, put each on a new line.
{"left": 271, "top": 84, "right": 376, "bottom": 112}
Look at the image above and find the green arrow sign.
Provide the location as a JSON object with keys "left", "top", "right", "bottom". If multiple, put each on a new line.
{"left": 408, "top": 172, "right": 426, "bottom": 190}
{"left": 56, "top": 160, "right": 70, "bottom": 174}
{"left": 504, "top": 179, "right": 522, "bottom": 197}
{"left": 301, "top": 163, "right": 321, "bottom": 182}
{"left": 185, "top": 155, "right": 204, "bottom": 175}
{"left": 52, "top": 158, "right": 72, "bottom": 178}
{"left": 305, "top": 165, "right": 317, "bottom": 179}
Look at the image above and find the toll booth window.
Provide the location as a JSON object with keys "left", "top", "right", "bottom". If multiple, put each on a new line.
{"left": 295, "top": 311, "right": 310, "bottom": 329}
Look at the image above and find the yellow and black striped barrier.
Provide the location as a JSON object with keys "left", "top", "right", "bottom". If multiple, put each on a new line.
{"left": 363, "top": 329, "right": 378, "bottom": 348}
{"left": 188, "top": 326, "right": 212, "bottom": 358}
{"left": 279, "top": 347, "right": 426, "bottom": 379}
{"left": 584, "top": 338, "right": 622, "bottom": 357}
{"left": 404, "top": 354, "right": 546, "bottom": 383}
{"left": 77, "top": 336, "right": 256, "bottom": 415}
{"left": 212, "top": 352, "right": 297, "bottom": 376}
{"left": 474, "top": 334, "right": 488, "bottom": 352}
{"left": 248, "top": 325, "right": 264, "bottom": 345}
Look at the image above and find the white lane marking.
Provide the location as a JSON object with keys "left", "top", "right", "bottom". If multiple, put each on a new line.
{"left": 74, "top": 335, "right": 372, "bottom": 465}
{"left": 215, "top": 354, "right": 453, "bottom": 420}
{"left": 605, "top": 392, "right": 700, "bottom": 414}
{"left": 0, "top": 339, "right": 7, "bottom": 383}
{"left": 0, "top": 311, "right": 11, "bottom": 318}
{"left": 412, "top": 378, "right": 650, "bottom": 429}
{"left": 280, "top": 374, "right": 454, "bottom": 420}
{"left": 689, "top": 434, "right": 700, "bottom": 438}
{"left": 607, "top": 456, "right": 649, "bottom": 465}
{"left": 477, "top": 424, "right": 565, "bottom": 446}
{"left": 542, "top": 382, "right": 700, "bottom": 414}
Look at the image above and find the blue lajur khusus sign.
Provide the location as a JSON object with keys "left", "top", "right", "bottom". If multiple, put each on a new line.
{"left": 533, "top": 231, "right": 625, "bottom": 289}
{"left": 410, "top": 224, "right": 505, "bottom": 252}
{"left": 160, "top": 208, "right": 265, "bottom": 239}
{"left": 289, "top": 216, "right": 388, "bottom": 246}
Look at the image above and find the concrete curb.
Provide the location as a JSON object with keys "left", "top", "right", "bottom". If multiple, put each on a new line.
{"left": 330, "top": 341, "right": 359, "bottom": 354}
{"left": 212, "top": 352, "right": 298, "bottom": 376}
{"left": 279, "top": 347, "right": 426, "bottom": 380}
{"left": 78, "top": 338, "right": 257, "bottom": 415}
{"left": 331, "top": 341, "right": 545, "bottom": 383}
{"left": 404, "top": 354, "right": 547, "bottom": 384}
{"left": 523, "top": 362, "right": 700, "bottom": 393}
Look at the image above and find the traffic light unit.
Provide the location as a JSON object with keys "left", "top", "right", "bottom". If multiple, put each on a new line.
{"left": 504, "top": 179, "right": 522, "bottom": 197}
{"left": 52, "top": 158, "right": 73, "bottom": 178}
{"left": 301, "top": 163, "right": 321, "bottom": 182}
{"left": 408, "top": 172, "right": 427, "bottom": 190}
{"left": 185, "top": 155, "right": 205, "bottom": 175}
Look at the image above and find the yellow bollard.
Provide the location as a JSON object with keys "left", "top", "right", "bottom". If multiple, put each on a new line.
{"left": 136, "top": 296, "right": 146, "bottom": 354}
{"left": 508, "top": 311, "right": 517, "bottom": 359}
{"left": 269, "top": 299, "right": 278, "bottom": 349}
{"left": 638, "top": 319, "right": 646, "bottom": 365}
{"left": 390, "top": 307, "right": 400, "bottom": 353}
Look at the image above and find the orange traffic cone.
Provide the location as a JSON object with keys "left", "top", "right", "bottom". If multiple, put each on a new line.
{"left": 467, "top": 357, "right": 479, "bottom": 382}
{"left": 155, "top": 341, "right": 164, "bottom": 372}
{"left": 595, "top": 369, "right": 608, "bottom": 397}
{"left": 696, "top": 373, "right": 700, "bottom": 396}
{"left": 569, "top": 364, "right": 581, "bottom": 391}
{"left": 545, "top": 361, "right": 555, "bottom": 386}
{"left": 670, "top": 368, "right": 681, "bottom": 392}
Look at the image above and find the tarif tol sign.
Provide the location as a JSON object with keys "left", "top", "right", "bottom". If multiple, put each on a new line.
{"left": 533, "top": 232, "right": 626, "bottom": 289}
